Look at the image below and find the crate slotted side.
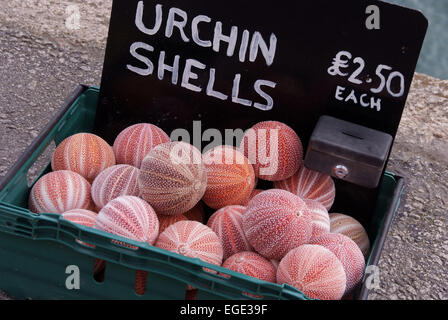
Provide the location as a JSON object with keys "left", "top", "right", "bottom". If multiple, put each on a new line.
{"left": 0, "top": 86, "right": 404, "bottom": 300}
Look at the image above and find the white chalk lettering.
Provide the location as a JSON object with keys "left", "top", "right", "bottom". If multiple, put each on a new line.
{"left": 253, "top": 80, "right": 276, "bottom": 111}
{"left": 335, "top": 86, "right": 345, "bottom": 101}
{"left": 131, "top": 3, "right": 280, "bottom": 111}
{"left": 213, "top": 22, "right": 238, "bottom": 57}
{"left": 232, "top": 74, "right": 252, "bottom": 106}
{"left": 165, "top": 7, "right": 190, "bottom": 42}
{"left": 158, "top": 51, "right": 180, "bottom": 84}
{"left": 249, "top": 32, "right": 277, "bottom": 66}
{"left": 360, "top": 93, "right": 370, "bottom": 107}
{"left": 134, "top": 3, "right": 278, "bottom": 66}
{"left": 206, "top": 68, "right": 228, "bottom": 101}
{"left": 135, "top": 1, "right": 162, "bottom": 36}
{"left": 371, "top": 97, "right": 382, "bottom": 111}
{"left": 345, "top": 89, "right": 358, "bottom": 104}
{"left": 127, "top": 42, "right": 154, "bottom": 76}
{"left": 182, "top": 59, "right": 206, "bottom": 92}
{"left": 335, "top": 86, "right": 382, "bottom": 111}
{"left": 239, "top": 29, "right": 250, "bottom": 63}
{"left": 191, "top": 15, "right": 212, "bottom": 48}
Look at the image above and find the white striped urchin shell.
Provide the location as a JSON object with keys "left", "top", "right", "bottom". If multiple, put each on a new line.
{"left": 29, "top": 170, "right": 94, "bottom": 214}
{"left": 223, "top": 251, "right": 276, "bottom": 283}
{"left": 277, "top": 244, "right": 347, "bottom": 300}
{"left": 51, "top": 133, "right": 116, "bottom": 183}
{"left": 329, "top": 213, "right": 371, "bottom": 258}
{"left": 113, "top": 123, "right": 170, "bottom": 168}
{"left": 239, "top": 121, "right": 303, "bottom": 181}
{"left": 242, "top": 189, "right": 312, "bottom": 260}
{"left": 62, "top": 209, "right": 97, "bottom": 227}
{"left": 274, "top": 165, "right": 335, "bottom": 211}
{"left": 202, "top": 145, "right": 255, "bottom": 209}
{"left": 304, "top": 199, "right": 330, "bottom": 239}
{"left": 94, "top": 195, "right": 159, "bottom": 245}
{"left": 241, "top": 189, "right": 263, "bottom": 206}
{"left": 207, "top": 205, "right": 253, "bottom": 260}
{"left": 138, "top": 142, "right": 207, "bottom": 216}
{"left": 62, "top": 209, "right": 98, "bottom": 248}
{"left": 157, "top": 213, "right": 188, "bottom": 234}
{"left": 91, "top": 164, "right": 140, "bottom": 209}
{"left": 183, "top": 201, "right": 205, "bottom": 223}
{"left": 310, "top": 233, "right": 366, "bottom": 294}
{"left": 156, "top": 220, "right": 223, "bottom": 266}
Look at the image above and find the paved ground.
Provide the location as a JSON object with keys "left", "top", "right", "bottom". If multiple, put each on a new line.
{"left": 0, "top": 0, "right": 447, "bottom": 300}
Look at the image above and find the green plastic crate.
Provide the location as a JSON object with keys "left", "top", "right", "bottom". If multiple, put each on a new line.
{"left": 0, "top": 86, "right": 404, "bottom": 300}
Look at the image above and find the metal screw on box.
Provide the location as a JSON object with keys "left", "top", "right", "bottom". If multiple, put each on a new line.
{"left": 334, "top": 165, "right": 349, "bottom": 179}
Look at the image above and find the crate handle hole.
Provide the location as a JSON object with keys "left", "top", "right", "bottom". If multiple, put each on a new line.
{"left": 202, "top": 267, "right": 231, "bottom": 280}
{"left": 134, "top": 270, "right": 148, "bottom": 296}
{"left": 75, "top": 238, "right": 96, "bottom": 249}
{"left": 185, "top": 288, "right": 198, "bottom": 300}
{"left": 111, "top": 239, "right": 139, "bottom": 251}
{"left": 93, "top": 259, "right": 106, "bottom": 283}
{"left": 242, "top": 291, "right": 264, "bottom": 299}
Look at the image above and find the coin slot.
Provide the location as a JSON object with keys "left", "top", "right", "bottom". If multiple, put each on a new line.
{"left": 341, "top": 131, "right": 364, "bottom": 140}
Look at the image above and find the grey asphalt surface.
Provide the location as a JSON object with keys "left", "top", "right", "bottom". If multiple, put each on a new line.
{"left": 0, "top": 0, "right": 447, "bottom": 300}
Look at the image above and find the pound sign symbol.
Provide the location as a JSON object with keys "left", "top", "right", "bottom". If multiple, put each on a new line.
{"left": 328, "top": 51, "right": 352, "bottom": 77}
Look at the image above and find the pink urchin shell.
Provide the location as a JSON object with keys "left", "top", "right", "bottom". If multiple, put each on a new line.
{"left": 274, "top": 165, "right": 335, "bottom": 210}
{"left": 138, "top": 142, "right": 207, "bottom": 216}
{"left": 270, "top": 259, "right": 279, "bottom": 270}
{"left": 51, "top": 133, "right": 116, "bottom": 183}
{"left": 304, "top": 199, "right": 330, "bottom": 239}
{"left": 242, "top": 189, "right": 312, "bottom": 260}
{"left": 63, "top": 208, "right": 105, "bottom": 276}
{"left": 310, "top": 233, "right": 366, "bottom": 294}
{"left": 329, "top": 213, "right": 371, "bottom": 258}
{"left": 241, "top": 189, "right": 263, "bottom": 206}
{"left": 239, "top": 121, "right": 303, "bottom": 182}
{"left": 223, "top": 251, "right": 276, "bottom": 283}
{"left": 113, "top": 123, "right": 170, "bottom": 168}
{"left": 183, "top": 201, "right": 205, "bottom": 223}
{"left": 94, "top": 195, "right": 159, "bottom": 245}
{"left": 158, "top": 213, "right": 188, "bottom": 234}
{"left": 62, "top": 209, "right": 97, "bottom": 227}
{"left": 28, "top": 170, "right": 95, "bottom": 214}
{"left": 62, "top": 209, "right": 98, "bottom": 248}
{"left": 207, "top": 205, "right": 253, "bottom": 260}
{"left": 202, "top": 145, "right": 255, "bottom": 209}
{"left": 277, "top": 244, "right": 347, "bottom": 300}
{"left": 156, "top": 221, "right": 223, "bottom": 266}
{"left": 91, "top": 164, "right": 140, "bottom": 209}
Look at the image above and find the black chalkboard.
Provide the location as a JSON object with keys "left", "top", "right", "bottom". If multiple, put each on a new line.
{"left": 94, "top": 0, "right": 427, "bottom": 226}
{"left": 96, "top": 0, "right": 427, "bottom": 144}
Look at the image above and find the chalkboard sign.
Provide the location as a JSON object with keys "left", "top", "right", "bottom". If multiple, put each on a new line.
{"left": 94, "top": 0, "right": 427, "bottom": 225}
{"left": 96, "top": 0, "right": 427, "bottom": 143}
